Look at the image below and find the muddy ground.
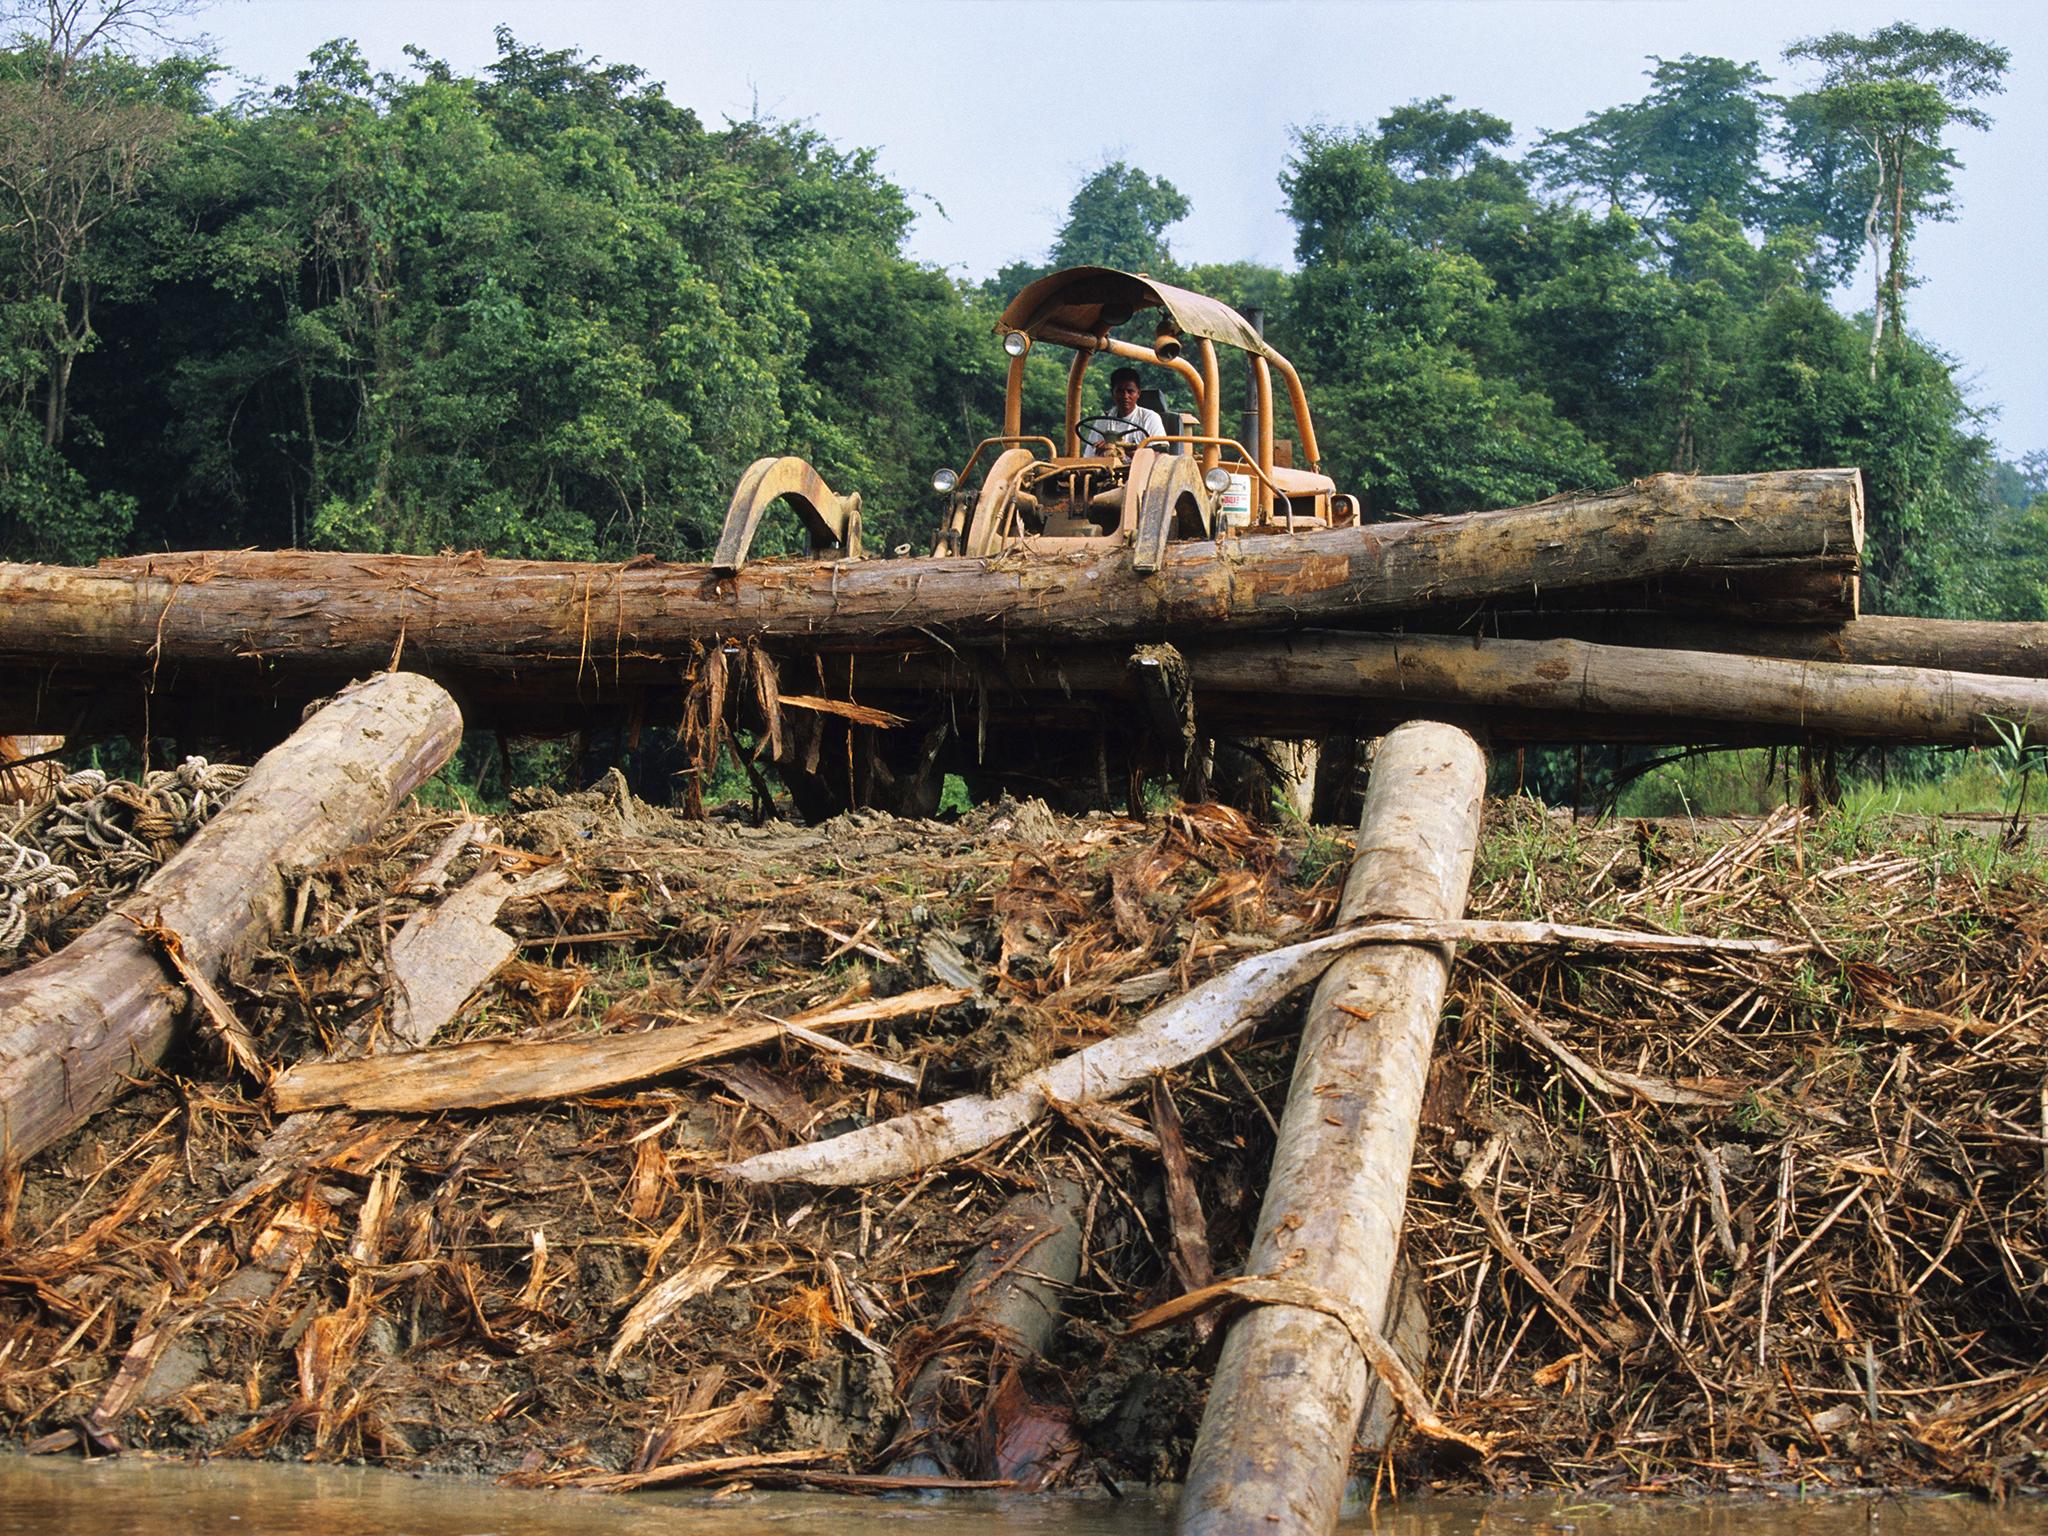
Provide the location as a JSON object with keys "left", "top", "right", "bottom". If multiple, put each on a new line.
{"left": 2, "top": 777, "right": 2045, "bottom": 1499}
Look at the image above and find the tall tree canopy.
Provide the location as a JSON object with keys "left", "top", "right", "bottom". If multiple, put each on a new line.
{"left": 1533, "top": 55, "right": 1774, "bottom": 237}
{"left": 1783, "top": 23, "right": 2009, "bottom": 372}
{"left": 1048, "top": 159, "right": 1190, "bottom": 275}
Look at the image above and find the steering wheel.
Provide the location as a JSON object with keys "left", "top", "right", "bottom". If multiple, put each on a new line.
{"left": 1077, "top": 415, "right": 1148, "bottom": 456}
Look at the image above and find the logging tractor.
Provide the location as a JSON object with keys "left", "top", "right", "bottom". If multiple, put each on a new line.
{"left": 713, "top": 265, "right": 1359, "bottom": 573}
{"left": 708, "top": 266, "right": 1363, "bottom": 817}
{"left": 928, "top": 266, "right": 1359, "bottom": 564}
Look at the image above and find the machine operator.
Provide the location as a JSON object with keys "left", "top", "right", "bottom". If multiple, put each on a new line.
{"left": 1082, "top": 366, "right": 1165, "bottom": 456}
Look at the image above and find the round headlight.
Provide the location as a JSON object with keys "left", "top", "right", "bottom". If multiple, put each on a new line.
{"left": 1204, "top": 466, "right": 1232, "bottom": 494}
{"left": 931, "top": 467, "right": 959, "bottom": 494}
{"left": 1002, "top": 330, "right": 1030, "bottom": 358}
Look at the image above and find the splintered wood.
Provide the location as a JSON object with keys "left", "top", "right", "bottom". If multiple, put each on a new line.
{"left": 3, "top": 778, "right": 2045, "bottom": 1501}
{"left": 273, "top": 986, "right": 967, "bottom": 1112}
{"left": 0, "top": 673, "right": 462, "bottom": 1164}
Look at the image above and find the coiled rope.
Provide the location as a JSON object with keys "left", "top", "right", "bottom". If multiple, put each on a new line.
{"left": 1, "top": 757, "right": 248, "bottom": 954}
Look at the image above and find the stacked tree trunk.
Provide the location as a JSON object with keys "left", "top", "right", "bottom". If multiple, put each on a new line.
{"left": 0, "top": 470, "right": 1881, "bottom": 744}
{"left": 1, "top": 465, "right": 2042, "bottom": 771}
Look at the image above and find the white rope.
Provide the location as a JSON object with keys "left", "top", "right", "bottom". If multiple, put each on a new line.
{"left": 0, "top": 757, "right": 247, "bottom": 953}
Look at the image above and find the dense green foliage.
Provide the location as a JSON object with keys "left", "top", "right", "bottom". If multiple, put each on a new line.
{"left": 1, "top": 16, "right": 2036, "bottom": 625}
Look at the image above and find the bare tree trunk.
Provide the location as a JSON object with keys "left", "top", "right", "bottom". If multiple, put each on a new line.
{"left": 0, "top": 673, "right": 461, "bottom": 1167}
{"left": 1179, "top": 721, "right": 1486, "bottom": 1536}
{"left": 1865, "top": 132, "right": 1889, "bottom": 377}
{"left": 1211, "top": 738, "right": 1319, "bottom": 823}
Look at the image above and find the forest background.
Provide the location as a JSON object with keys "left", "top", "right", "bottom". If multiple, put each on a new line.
{"left": 2, "top": 5, "right": 2040, "bottom": 808}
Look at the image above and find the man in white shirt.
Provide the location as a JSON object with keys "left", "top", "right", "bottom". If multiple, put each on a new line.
{"left": 1083, "top": 366, "right": 1166, "bottom": 456}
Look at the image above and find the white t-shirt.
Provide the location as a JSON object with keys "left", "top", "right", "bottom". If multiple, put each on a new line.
{"left": 1083, "top": 404, "right": 1166, "bottom": 455}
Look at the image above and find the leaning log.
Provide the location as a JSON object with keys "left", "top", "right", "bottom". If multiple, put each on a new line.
{"left": 0, "top": 473, "right": 1862, "bottom": 730}
{"left": 883, "top": 1179, "right": 1086, "bottom": 1486}
{"left": 24, "top": 620, "right": 2043, "bottom": 754}
{"left": 0, "top": 673, "right": 461, "bottom": 1167}
{"left": 1179, "top": 720, "right": 1486, "bottom": 1536}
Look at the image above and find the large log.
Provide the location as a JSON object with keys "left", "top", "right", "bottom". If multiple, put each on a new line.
{"left": 0, "top": 474, "right": 1861, "bottom": 723}
{"left": 12, "top": 620, "right": 2037, "bottom": 752}
{"left": 870, "top": 631, "right": 2048, "bottom": 747}
{"left": 1179, "top": 721, "right": 1486, "bottom": 1536}
{"left": 0, "top": 673, "right": 461, "bottom": 1167}
{"left": 1433, "top": 612, "right": 2048, "bottom": 679}
{"left": 883, "top": 1179, "right": 1086, "bottom": 1486}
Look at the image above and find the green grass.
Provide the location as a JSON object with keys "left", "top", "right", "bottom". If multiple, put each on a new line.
{"left": 1840, "top": 758, "right": 2048, "bottom": 817}
{"left": 1612, "top": 749, "right": 1800, "bottom": 818}
{"left": 939, "top": 774, "right": 972, "bottom": 815}
{"left": 1614, "top": 747, "right": 2048, "bottom": 821}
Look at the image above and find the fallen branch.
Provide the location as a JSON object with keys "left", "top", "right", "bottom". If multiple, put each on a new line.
{"left": 272, "top": 985, "right": 967, "bottom": 1113}
{"left": 1489, "top": 979, "right": 1748, "bottom": 1106}
{"left": 777, "top": 1019, "right": 919, "bottom": 1087}
{"left": 722, "top": 917, "right": 1803, "bottom": 1187}
{"left": 548, "top": 1446, "right": 833, "bottom": 1492}
{"left": 722, "top": 926, "right": 1397, "bottom": 1187}
{"left": 1461, "top": 1134, "right": 1614, "bottom": 1358}
{"left": 1338, "top": 917, "right": 1798, "bottom": 957}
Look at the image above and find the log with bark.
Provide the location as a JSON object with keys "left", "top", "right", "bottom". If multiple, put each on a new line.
{"left": 883, "top": 1179, "right": 1086, "bottom": 1487}
{"left": 871, "top": 630, "right": 2048, "bottom": 748}
{"left": 1179, "top": 720, "right": 1488, "bottom": 1536}
{"left": 0, "top": 471, "right": 1864, "bottom": 740}
{"left": 0, "top": 673, "right": 461, "bottom": 1167}
{"left": 15, "top": 616, "right": 2039, "bottom": 759}
{"left": 1430, "top": 612, "right": 2048, "bottom": 679}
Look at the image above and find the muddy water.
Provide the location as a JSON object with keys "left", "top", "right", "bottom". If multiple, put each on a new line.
{"left": 5, "top": 1457, "right": 2048, "bottom": 1536}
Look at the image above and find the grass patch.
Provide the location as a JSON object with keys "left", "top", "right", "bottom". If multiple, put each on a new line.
{"left": 1615, "top": 746, "right": 2048, "bottom": 820}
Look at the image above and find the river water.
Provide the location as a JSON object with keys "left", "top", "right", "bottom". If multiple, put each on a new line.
{"left": 5, "top": 1457, "right": 2047, "bottom": 1536}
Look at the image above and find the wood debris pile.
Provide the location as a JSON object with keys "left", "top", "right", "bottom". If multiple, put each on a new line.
{"left": 1, "top": 778, "right": 2044, "bottom": 1497}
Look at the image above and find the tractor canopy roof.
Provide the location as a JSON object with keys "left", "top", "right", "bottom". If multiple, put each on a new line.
{"left": 997, "top": 266, "right": 1283, "bottom": 366}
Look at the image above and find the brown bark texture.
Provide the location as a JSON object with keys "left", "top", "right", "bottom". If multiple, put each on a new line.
{"left": 0, "top": 471, "right": 1860, "bottom": 701}
{"left": 876, "top": 631, "right": 2048, "bottom": 747}
{"left": 0, "top": 672, "right": 461, "bottom": 1166}
{"left": 16, "top": 619, "right": 2036, "bottom": 751}
{"left": 1179, "top": 720, "right": 1487, "bottom": 1536}
{"left": 1430, "top": 612, "right": 2048, "bottom": 678}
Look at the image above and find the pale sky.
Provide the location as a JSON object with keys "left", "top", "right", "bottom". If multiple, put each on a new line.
{"left": 187, "top": 0, "right": 2047, "bottom": 462}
